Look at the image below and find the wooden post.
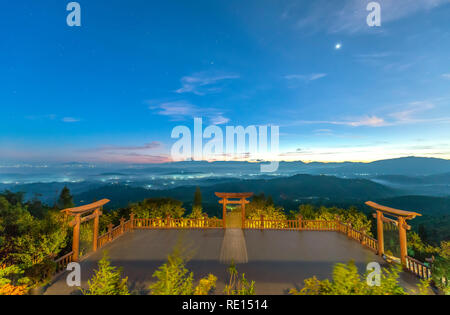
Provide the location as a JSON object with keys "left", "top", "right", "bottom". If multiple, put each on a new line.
{"left": 130, "top": 213, "right": 134, "bottom": 230}
{"left": 72, "top": 214, "right": 81, "bottom": 262}
{"left": 376, "top": 211, "right": 385, "bottom": 256}
{"left": 120, "top": 217, "right": 125, "bottom": 234}
{"left": 241, "top": 198, "right": 246, "bottom": 229}
{"left": 298, "top": 215, "right": 302, "bottom": 231}
{"left": 398, "top": 217, "right": 408, "bottom": 267}
{"left": 166, "top": 215, "right": 171, "bottom": 228}
{"left": 108, "top": 223, "right": 113, "bottom": 241}
{"left": 92, "top": 208, "right": 100, "bottom": 252}
{"left": 260, "top": 214, "right": 264, "bottom": 230}
{"left": 347, "top": 222, "right": 352, "bottom": 238}
{"left": 222, "top": 199, "right": 227, "bottom": 229}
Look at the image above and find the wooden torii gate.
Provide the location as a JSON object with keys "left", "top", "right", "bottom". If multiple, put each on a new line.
{"left": 215, "top": 192, "right": 253, "bottom": 228}
{"left": 61, "top": 199, "right": 110, "bottom": 262}
{"left": 365, "top": 201, "right": 421, "bottom": 267}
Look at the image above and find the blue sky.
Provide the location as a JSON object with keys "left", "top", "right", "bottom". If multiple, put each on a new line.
{"left": 1, "top": 0, "right": 450, "bottom": 163}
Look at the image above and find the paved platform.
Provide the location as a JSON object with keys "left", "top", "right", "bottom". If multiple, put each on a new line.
{"left": 45, "top": 229, "right": 419, "bottom": 295}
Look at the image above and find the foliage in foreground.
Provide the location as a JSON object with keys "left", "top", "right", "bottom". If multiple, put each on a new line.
{"left": 150, "top": 248, "right": 217, "bottom": 295}
{"left": 431, "top": 241, "right": 450, "bottom": 294}
{"left": 82, "top": 252, "right": 129, "bottom": 295}
{"left": 289, "top": 261, "right": 432, "bottom": 295}
{"left": 0, "top": 190, "right": 69, "bottom": 293}
{"left": 224, "top": 262, "right": 255, "bottom": 295}
{"left": 0, "top": 264, "right": 29, "bottom": 295}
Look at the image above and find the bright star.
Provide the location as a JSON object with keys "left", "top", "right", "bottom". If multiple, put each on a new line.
{"left": 335, "top": 43, "right": 342, "bottom": 50}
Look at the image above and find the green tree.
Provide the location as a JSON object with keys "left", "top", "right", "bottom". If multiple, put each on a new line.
{"left": 150, "top": 248, "right": 194, "bottom": 295}
{"left": 432, "top": 241, "right": 450, "bottom": 294}
{"left": 193, "top": 186, "right": 202, "bottom": 208}
{"left": 82, "top": 252, "right": 129, "bottom": 295}
{"left": 246, "top": 194, "right": 286, "bottom": 221}
{"left": 188, "top": 187, "right": 206, "bottom": 219}
{"left": 57, "top": 186, "right": 74, "bottom": 209}
{"left": 130, "top": 198, "right": 185, "bottom": 219}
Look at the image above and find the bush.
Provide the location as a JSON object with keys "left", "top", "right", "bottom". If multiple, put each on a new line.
{"left": 24, "top": 259, "right": 56, "bottom": 288}
{"left": 290, "top": 261, "right": 409, "bottom": 295}
{"left": 150, "top": 248, "right": 217, "bottom": 295}
{"left": 432, "top": 241, "right": 450, "bottom": 294}
{"left": 82, "top": 252, "right": 129, "bottom": 295}
{"left": 224, "top": 262, "right": 255, "bottom": 295}
{"left": 130, "top": 198, "right": 185, "bottom": 219}
{"left": 0, "top": 264, "right": 29, "bottom": 295}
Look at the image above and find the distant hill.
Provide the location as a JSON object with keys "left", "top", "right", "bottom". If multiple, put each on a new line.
{"left": 74, "top": 174, "right": 398, "bottom": 209}
{"left": 327, "top": 157, "right": 450, "bottom": 176}
{"left": 374, "top": 173, "right": 450, "bottom": 185}
{"left": 374, "top": 195, "right": 450, "bottom": 244}
{"left": 375, "top": 195, "right": 450, "bottom": 217}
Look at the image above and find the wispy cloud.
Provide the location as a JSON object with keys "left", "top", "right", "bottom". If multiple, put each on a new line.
{"left": 175, "top": 71, "right": 240, "bottom": 95}
{"left": 25, "top": 115, "right": 81, "bottom": 123}
{"left": 149, "top": 100, "right": 199, "bottom": 120}
{"left": 209, "top": 115, "right": 230, "bottom": 125}
{"left": 95, "top": 141, "right": 162, "bottom": 152}
{"left": 442, "top": 73, "right": 450, "bottom": 79}
{"left": 80, "top": 141, "right": 168, "bottom": 164}
{"left": 288, "top": 0, "right": 450, "bottom": 34}
{"left": 62, "top": 117, "right": 80, "bottom": 123}
{"left": 289, "top": 100, "right": 450, "bottom": 128}
{"left": 25, "top": 114, "right": 57, "bottom": 121}
{"left": 284, "top": 73, "right": 327, "bottom": 81}
{"left": 148, "top": 100, "right": 230, "bottom": 125}
{"left": 294, "top": 115, "right": 387, "bottom": 127}
{"left": 388, "top": 101, "right": 435, "bottom": 123}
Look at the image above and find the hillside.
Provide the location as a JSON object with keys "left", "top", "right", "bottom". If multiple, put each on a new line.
{"left": 74, "top": 174, "right": 398, "bottom": 209}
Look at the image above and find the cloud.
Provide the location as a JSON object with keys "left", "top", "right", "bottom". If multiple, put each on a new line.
{"left": 289, "top": 100, "right": 450, "bottom": 129}
{"left": 25, "top": 115, "right": 81, "bottom": 123}
{"left": 95, "top": 141, "right": 162, "bottom": 152}
{"left": 285, "top": 73, "right": 327, "bottom": 81}
{"left": 148, "top": 100, "right": 230, "bottom": 124}
{"left": 94, "top": 153, "right": 170, "bottom": 164}
{"left": 209, "top": 115, "right": 230, "bottom": 125}
{"left": 293, "top": 115, "right": 387, "bottom": 127}
{"left": 175, "top": 72, "right": 240, "bottom": 95}
{"left": 288, "top": 0, "right": 450, "bottom": 34}
{"left": 149, "top": 101, "right": 199, "bottom": 120}
{"left": 442, "top": 73, "right": 450, "bottom": 79}
{"left": 25, "top": 114, "right": 57, "bottom": 120}
{"left": 388, "top": 101, "right": 435, "bottom": 123}
{"left": 62, "top": 117, "right": 80, "bottom": 123}
{"left": 80, "top": 141, "right": 168, "bottom": 164}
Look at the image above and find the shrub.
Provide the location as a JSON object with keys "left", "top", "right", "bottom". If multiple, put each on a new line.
{"left": 290, "top": 261, "right": 408, "bottom": 295}
{"left": 82, "top": 252, "right": 129, "bottom": 295}
{"left": 150, "top": 248, "right": 217, "bottom": 295}
{"left": 224, "top": 262, "right": 255, "bottom": 295}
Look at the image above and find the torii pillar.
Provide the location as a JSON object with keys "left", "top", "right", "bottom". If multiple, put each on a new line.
{"left": 366, "top": 201, "right": 421, "bottom": 267}
{"left": 61, "top": 199, "right": 110, "bottom": 261}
